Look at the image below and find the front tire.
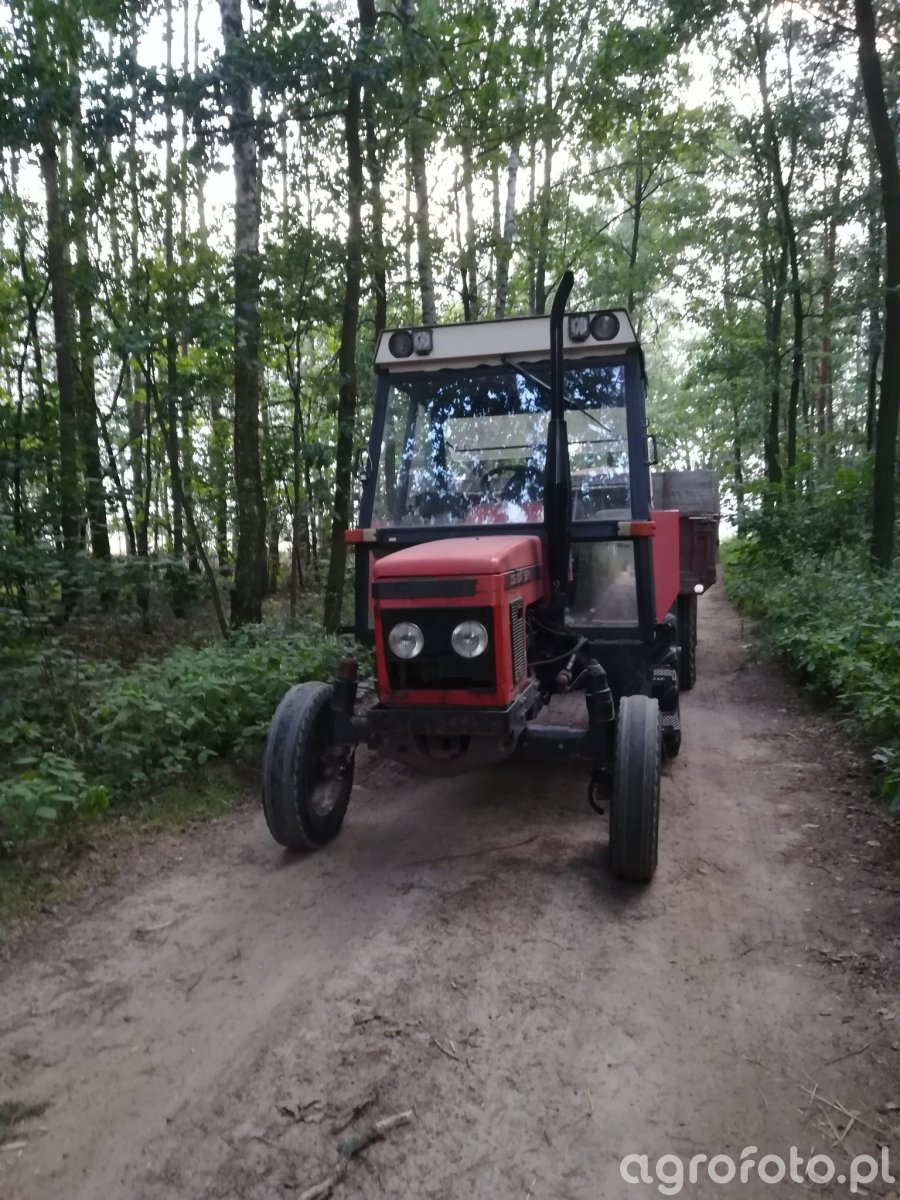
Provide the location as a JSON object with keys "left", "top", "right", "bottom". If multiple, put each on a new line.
{"left": 609, "top": 695, "right": 661, "bottom": 882}
{"left": 262, "top": 682, "right": 355, "bottom": 851}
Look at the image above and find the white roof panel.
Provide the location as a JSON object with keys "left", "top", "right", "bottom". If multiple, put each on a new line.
{"left": 374, "top": 311, "right": 638, "bottom": 372}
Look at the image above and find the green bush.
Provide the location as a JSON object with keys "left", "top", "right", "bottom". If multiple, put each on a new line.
{"left": 85, "top": 626, "right": 341, "bottom": 791}
{"left": 0, "top": 624, "right": 345, "bottom": 848}
{"left": 725, "top": 481, "right": 900, "bottom": 809}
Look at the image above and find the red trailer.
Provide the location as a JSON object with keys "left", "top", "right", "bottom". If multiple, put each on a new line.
{"left": 653, "top": 470, "right": 719, "bottom": 690}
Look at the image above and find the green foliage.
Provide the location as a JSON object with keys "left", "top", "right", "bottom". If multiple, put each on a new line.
{"left": 85, "top": 625, "right": 340, "bottom": 790}
{"left": 725, "top": 478, "right": 900, "bottom": 808}
{"left": 0, "top": 623, "right": 345, "bottom": 851}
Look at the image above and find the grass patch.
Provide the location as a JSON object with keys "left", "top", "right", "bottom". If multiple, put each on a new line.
{"left": 0, "top": 762, "right": 253, "bottom": 930}
{"left": 128, "top": 766, "right": 246, "bottom": 834}
{"left": 0, "top": 1099, "right": 49, "bottom": 1145}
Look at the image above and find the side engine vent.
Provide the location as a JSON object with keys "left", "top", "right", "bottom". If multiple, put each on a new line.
{"left": 509, "top": 599, "right": 526, "bottom": 682}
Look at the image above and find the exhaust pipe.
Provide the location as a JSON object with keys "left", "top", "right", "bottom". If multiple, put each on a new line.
{"left": 544, "top": 269, "right": 574, "bottom": 621}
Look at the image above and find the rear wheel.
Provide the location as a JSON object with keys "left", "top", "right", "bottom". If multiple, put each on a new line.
{"left": 262, "top": 682, "right": 354, "bottom": 851}
{"left": 609, "top": 695, "right": 661, "bottom": 882}
{"left": 677, "top": 593, "right": 698, "bottom": 691}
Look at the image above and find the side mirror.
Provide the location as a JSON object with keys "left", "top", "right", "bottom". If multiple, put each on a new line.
{"left": 645, "top": 434, "right": 659, "bottom": 466}
{"left": 353, "top": 447, "right": 372, "bottom": 481}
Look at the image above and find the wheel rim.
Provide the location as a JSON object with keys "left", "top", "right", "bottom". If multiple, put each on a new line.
{"left": 305, "top": 742, "right": 351, "bottom": 817}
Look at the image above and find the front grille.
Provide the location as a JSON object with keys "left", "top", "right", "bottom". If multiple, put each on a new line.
{"left": 509, "top": 599, "right": 526, "bottom": 682}
{"left": 384, "top": 608, "right": 496, "bottom": 691}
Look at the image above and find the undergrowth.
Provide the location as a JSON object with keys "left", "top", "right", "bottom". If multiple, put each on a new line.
{"left": 724, "top": 472, "right": 900, "bottom": 808}
{"left": 0, "top": 624, "right": 346, "bottom": 848}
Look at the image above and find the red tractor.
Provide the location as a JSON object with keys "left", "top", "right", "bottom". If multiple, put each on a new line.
{"left": 262, "top": 273, "right": 717, "bottom": 882}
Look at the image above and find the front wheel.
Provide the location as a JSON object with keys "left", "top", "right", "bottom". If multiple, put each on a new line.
{"left": 262, "top": 682, "right": 355, "bottom": 851}
{"left": 609, "top": 695, "right": 661, "bottom": 883}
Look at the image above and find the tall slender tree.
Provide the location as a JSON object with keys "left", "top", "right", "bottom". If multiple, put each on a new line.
{"left": 856, "top": 0, "right": 900, "bottom": 569}
{"left": 219, "top": 0, "right": 267, "bottom": 625}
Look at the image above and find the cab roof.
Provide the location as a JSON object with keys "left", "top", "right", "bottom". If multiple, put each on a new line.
{"left": 374, "top": 310, "right": 639, "bottom": 373}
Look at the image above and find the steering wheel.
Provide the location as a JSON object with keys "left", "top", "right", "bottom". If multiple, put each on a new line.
{"left": 480, "top": 463, "right": 543, "bottom": 503}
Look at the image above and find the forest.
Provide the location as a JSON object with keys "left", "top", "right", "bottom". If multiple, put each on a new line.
{"left": 1, "top": 0, "right": 899, "bottom": 866}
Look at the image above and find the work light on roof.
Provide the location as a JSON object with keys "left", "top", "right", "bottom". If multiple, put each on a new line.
{"left": 388, "top": 330, "right": 413, "bottom": 358}
{"left": 590, "top": 311, "right": 620, "bottom": 341}
{"left": 568, "top": 314, "right": 590, "bottom": 342}
{"left": 411, "top": 328, "right": 433, "bottom": 355}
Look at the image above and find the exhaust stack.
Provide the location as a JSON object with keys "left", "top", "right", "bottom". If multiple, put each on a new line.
{"left": 544, "top": 270, "right": 574, "bottom": 620}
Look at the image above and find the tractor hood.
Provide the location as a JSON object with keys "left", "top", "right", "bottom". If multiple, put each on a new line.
{"left": 372, "top": 534, "right": 545, "bottom": 584}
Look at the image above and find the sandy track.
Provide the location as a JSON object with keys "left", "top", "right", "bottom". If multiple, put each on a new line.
{"left": 1, "top": 587, "right": 899, "bottom": 1200}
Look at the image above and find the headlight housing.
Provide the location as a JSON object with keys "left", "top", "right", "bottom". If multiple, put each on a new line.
{"left": 388, "top": 621, "right": 424, "bottom": 659}
{"left": 451, "top": 620, "right": 489, "bottom": 659}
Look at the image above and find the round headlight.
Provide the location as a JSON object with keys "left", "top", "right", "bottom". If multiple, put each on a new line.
{"left": 590, "top": 311, "right": 620, "bottom": 341}
{"left": 451, "top": 620, "right": 489, "bottom": 659}
{"left": 388, "top": 621, "right": 424, "bottom": 659}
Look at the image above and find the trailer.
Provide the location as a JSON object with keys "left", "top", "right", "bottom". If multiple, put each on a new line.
{"left": 652, "top": 470, "right": 719, "bottom": 689}
{"left": 262, "top": 273, "right": 718, "bottom": 883}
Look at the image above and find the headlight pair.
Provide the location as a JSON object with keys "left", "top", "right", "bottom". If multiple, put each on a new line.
{"left": 388, "top": 619, "right": 489, "bottom": 660}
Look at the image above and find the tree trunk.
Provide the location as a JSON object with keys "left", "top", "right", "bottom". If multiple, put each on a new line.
{"left": 399, "top": 0, "right": 435, "bottom": 326}
{"left": 71, "top": 81, "right": 111, "bottom": 561}
{"left": 763, "top": 232, "right": 787, "bottom": 488}
{"left": 526, "top": 136, "right": 537, "bottom": 314}
{"left": 289, "top": 372, "right": 305, "bottom": 624}
{"left": 494, "top": 144, "right": 520, "bottom": 318}
{"left": 359, "top": 0, "right": 386, "bottom": 337}
{"left": 210, "top": 395, "right": 230, "bottom": 565}
{"left": 164, "top": 0, "right": 185, "bottom": 573}
{"left": 627, "top": 134, "right": 645, "bottom": 314}
{"left": 261, "top": 397, "right": 280, "bottom": 594}
{"left": 36, "top": 48, "right": 81, "bottom": 610}
{"left": 534, "top": 20, "right": 554, "bottom": 315}
{"left": 784, "top": 220, "right": 803, "bottom": 482}
{"left": 857, "top": 0, "right": 900, "bottom": 568}
{"left": 13, "top": 152, "right": 53, "bottom": 543}
{"left": 753, "top": 20, "right": 803, "bottom": 488}
{"left": 128, "top": 3, "right": 148, "bottom": 586}
{"left": 817, "top": 95, "right": 859, "bottom": 444}
{"left": 462, "top": 140, "right": 478, "bottom": 320}
{"left": 732, "top": 402, "right": 745, "bottom": 535}
{"left": 323, "top": 46, "right": 364, "bottom": 633}
{"left": 219, "top": 0, "right": 267, "bottom": 625}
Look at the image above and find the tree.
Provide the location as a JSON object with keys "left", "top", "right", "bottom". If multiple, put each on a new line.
{"left": 323, "top": 6, "right": 366, "bottom": 633}
{"left": 32, "top": 2, "right": 81, "bottom": 610}
{"left": 856, "top": 0, "right": 900, "bottom": 569}
{"left": 218, "top": 0, "right": 267, "bottom": 626}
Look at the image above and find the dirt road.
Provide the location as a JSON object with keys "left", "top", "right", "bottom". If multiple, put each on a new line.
{"left": 2, "top": 588, "right": 899, "bottom": 1200}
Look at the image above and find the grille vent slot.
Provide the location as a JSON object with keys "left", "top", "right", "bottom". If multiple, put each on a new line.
{"left": 509, "top": 599, "right": 526, "bottom": 682}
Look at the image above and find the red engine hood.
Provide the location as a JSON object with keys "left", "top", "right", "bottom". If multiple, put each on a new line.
{"left": 372, "top": 534, "right": 544, "bottom": 579}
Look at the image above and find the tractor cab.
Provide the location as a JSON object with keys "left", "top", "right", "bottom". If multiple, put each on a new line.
{"left": 262, "top": 274, "right": 718, "bottom": 884}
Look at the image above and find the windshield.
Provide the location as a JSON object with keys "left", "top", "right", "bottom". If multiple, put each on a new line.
{"left": 372, "top": 360, "right": 630, "bottom": 527}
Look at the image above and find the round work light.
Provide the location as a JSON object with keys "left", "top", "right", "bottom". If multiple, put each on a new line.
{"left": 388, "top": 330, "right": 414, "bottom": 358}
{"left": 589, "top": 311, "right": 620, "bottom": 341}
